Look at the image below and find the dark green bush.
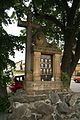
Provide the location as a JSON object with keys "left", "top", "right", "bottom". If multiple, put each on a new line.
{"left": 61, "top": 72, "right": 70, "bottom": 88}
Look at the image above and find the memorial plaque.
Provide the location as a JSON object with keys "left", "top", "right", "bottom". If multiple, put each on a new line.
{"left": 40, "top": 54, "right": 53, "bottom": 81}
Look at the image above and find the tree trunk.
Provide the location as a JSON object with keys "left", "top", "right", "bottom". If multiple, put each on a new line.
{"left": 70, "top": 35, "right": 80, "bottom": 77}
{"left": 0, "top": 77, "right": 10, "bottom": 112}
{"left": 61, "top": 30, "right": 75, "bottom": 78}
{"left": 0, "top": 78, "right": 7, "bottom": 98}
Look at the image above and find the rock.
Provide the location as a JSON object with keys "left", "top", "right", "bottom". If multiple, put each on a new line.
{"left": 58, "top": 92, "right": 73, "bottom": 104}
{"left": 69, "top": 93, "right": 80, "bottom": 106}
{"left": 45, "top": 99, "right": 51, "bottom": 104}
{"left": 8, "top": 90, "right": 80, "bottom": 120}
{"left": 9, "top": 89, "right": 48, "bottom": 104}
{"left": 69, "top": 117, "right": 79, "bottom": 120}
{"left": 58, "top": 92, "right": 68, "bottom": 101}
{"left": 39, "top": 115, "right": 54, "bottom": 120}
{"left": 49, "top": 91, "right": 60, "bottom": 104}
{"left": 56, "top": 101, "right": 70, "bottom": 114}
{"left": 19, "top": 114, "right": 36, "bottom": 120}
{"left": 13, "top": 102, "right": 24, "bottom": 108}
{"left": 54, "top": 113, "right": 63, "bottom": 120}
{"left": 34, "top": 101, "right": 54, "bottom": 115}
{"left": 10, "top": 95, "right": 48, "bottom": 103}
{"left": 8, "top": 104, "right": 31, "bottom": 120}
{"left": 33, "top": 113, "right": 43, "bottom": 120}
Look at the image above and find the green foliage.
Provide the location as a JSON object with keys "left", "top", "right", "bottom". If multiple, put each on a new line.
{"left": 0, "top": 28, "right": 24, "bottom": 71}
{"left": 14, "top": 70, "right": 24, "bottom": 75}
{"left": 8, "top": 92, "right": 14, "bottom": 97}
{"left": 0, "top": 97, "right": 10, "bottom": 112}
{"left": 0, "top": 0, "right": 25, "bottom": 70}
{"left": 76, "top": 72, "right": 80, "bottom": 76}
{"left": 0, "top": 0, "right": 26, "bottom": 100}
{"left": 0, "top": 71, "right": 13, "bottom": 88}
{"left": 61, "top": 72, "right": 71, "bottom": 88}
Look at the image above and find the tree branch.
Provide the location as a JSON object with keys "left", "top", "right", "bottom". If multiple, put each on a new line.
{"left": 43, "top": 14, "right": 65, "bottom": 32}
{"left": 33, "top": 11, "right": 65, "bottom": 32}
{"left": 74, "top": 12, "right": 80, "bottom": 28}
{"left": 71, "top": 33, "right": 80, "bottom": 73}
{"left": 67, "top": 0, "right": 80, "bottom": 25}
{"left": 41, "top": 2, "right": 44, "bottom": 14}
{"left": 75, "top": 33, "right": 80, "bottom": 58}
{"left": 32, "top": 0, "right": 65, "bottom": 31}
{"left": 71, "top": 0, "right": 80, "bottom": 15}
{"left": 32, "top": 0, "right": 38, "bottom": 15}
{"left": 62, "top": 0, "right": 69, "bottom": 13}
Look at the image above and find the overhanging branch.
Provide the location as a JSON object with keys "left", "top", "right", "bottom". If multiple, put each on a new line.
{"left": 62, "top": 0, "right": 69, "bottom": 13}
{"left": 68, "top": 0, "right": 80, "bottom": 23}
{"left": 42, "top": 14, "right": 65, "bottom": 32}
{"left": 71, "top": 0, "right": 80, "bottom": 14}
{"left": 74, "top": 12, "right": 80, "bottom": 28}
{"left": 32, "top": 0, "right": 65, "bottom": 32}
{"left": 32, "top": 0, "right": 38, "bottom": 15}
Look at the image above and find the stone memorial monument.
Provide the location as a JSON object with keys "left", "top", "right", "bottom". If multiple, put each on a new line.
{"left": 25, "top": 31, "right": 63, "bottom": 94}
{"left": 18, "top": 11, "right": 63, "bottom": 95}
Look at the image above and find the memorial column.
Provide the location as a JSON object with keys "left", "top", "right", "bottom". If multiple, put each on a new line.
{"left": 53, "top": 54, "right": 61, "bottom": 81}
{"left": 33, "top": 52, "right": 41, "bottom": 81}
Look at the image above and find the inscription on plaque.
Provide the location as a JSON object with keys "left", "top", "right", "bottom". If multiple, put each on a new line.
{"left": 40, "top": 54, "right": 53, "bottom": 81}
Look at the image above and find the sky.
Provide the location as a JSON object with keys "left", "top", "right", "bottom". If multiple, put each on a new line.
{"left": 10, "top": 26, "right": 25, "bottom": 62}
{"left": 3, "top": 22, "right": 25, "bottom": 62}
{"left": 9, "top": 49, "right": 25, "bottom": 63}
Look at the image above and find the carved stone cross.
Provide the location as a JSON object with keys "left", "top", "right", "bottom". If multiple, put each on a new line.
{"left": 18, "top": 11, "right": 41, "bottom": 81}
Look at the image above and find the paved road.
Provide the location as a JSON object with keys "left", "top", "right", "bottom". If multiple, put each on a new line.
{"left": 70, "top": 79, "right": 80, "bottom": 92}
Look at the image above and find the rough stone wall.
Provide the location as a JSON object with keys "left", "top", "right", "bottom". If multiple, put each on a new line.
{"left": 8, "top": 89, "right": 80, "bottom": 120}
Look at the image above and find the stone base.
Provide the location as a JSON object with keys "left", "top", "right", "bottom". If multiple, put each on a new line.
{"left": 24, "top": 80, "right": 63, "bottom": 95}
